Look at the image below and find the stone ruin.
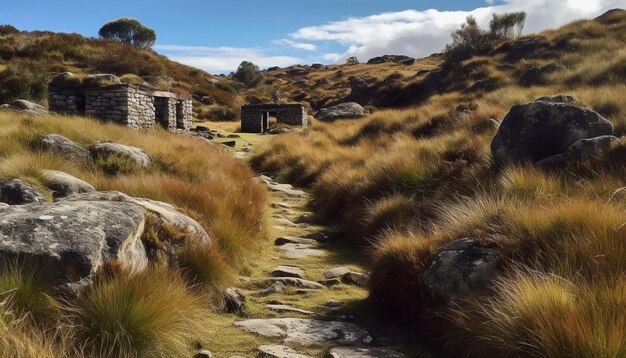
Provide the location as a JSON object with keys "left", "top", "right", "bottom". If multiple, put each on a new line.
{"left": 241, "top": 103, "right": 307, "bottom": 133}
{"left": 48, "top": 73, "right": 192, "bottom": 130}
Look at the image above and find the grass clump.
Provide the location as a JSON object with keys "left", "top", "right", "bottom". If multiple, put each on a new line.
{"left": 64, "top": 269, "right": 211, "bottom": 357}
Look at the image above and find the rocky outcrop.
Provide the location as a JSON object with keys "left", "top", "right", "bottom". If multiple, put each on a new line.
{"left": 315, "top": 103, "right": 367, "bottom": 122}
{"left": 535, "top": 94, "right": 576, "bottom": 104}
{"left": 366, "top": 55, "right": 413, "bottom": 65}
{"left": 0, "top": 198, "right": 148, "bottom": 285}
{"left": 61, "top": 191, "right": 210, "bottom": 244}
{"left": 0, "top": 179, "right": 47, "bottom": 205}
{"left": 41, "top": 170, "right": 95, "bottom": 199}
{"left": 519, "top": 63, "right": 566, "bottom": 86}
{"left": 90, "top": 142, "right": 152, "bottom": 168}
{"left": 422, "top": 237, "right": 501, "bottom": 301}
{"left": 0, "top": 186, "right": 211, "bottom": 289}
{"left": 491, "top": 101, "right": 613, "bottom": 165}
{"left": 39, "top": 134, "right": 91, "bottom": 161}
{"left": 0, "top": 99, "right": 48, "bottom": 114}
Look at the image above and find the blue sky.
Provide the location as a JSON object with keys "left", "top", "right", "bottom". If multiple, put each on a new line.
{"left": 0, "top": 0, "right": 620, "bottom": 73}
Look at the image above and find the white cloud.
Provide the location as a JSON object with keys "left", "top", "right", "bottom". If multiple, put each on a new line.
{"left": 272, "top": 39, "right": 318, "bottom": 51}
{"left": 321, "top": 53, "right": 343, "bottom": 61}
{"left": 153, "top": 45, "right": 302, "bottom": 73}
{"left": 290, "top": 0, "right": 623, "bottom": 63}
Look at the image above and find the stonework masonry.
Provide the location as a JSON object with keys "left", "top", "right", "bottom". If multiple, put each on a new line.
{"left": 241, "top": 103, "right": 308, "bottom": 133}
{"left": 49, "top": 83, "right": 192, "bottom": 131}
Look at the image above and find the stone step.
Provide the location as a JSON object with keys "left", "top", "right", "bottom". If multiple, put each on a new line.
{"left": 271, "top": 265, "right": 305, "bottom": 279}
{"left": 268, "top": 277, "right": 324, "bottom": 290}
{"left": 266, "top": 304, "right": 313, "bottom": 315}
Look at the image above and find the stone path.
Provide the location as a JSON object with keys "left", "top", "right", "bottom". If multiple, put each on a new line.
{"left": 221, "top": 169, "right": 405, "bottom": 357}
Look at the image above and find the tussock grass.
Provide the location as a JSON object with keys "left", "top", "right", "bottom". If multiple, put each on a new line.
{"left": 250, "top": 11, "right": 626, "bottom": 355}
{"left": 0, "top": 111, "right": 266, "bottom": 355}
{"left": 64, "top": 269, "right": 212, "bottom": 357}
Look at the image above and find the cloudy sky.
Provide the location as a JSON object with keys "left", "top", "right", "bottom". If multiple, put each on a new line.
{"left": 1, "top": 0, "right": 622, "bottom": 73}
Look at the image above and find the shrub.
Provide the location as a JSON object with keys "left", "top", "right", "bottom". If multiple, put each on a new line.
{"left": 232, "top": 61, "right": 264, "bottom": 89}
{"left": 95, "top": 154, "right": 141, "bottom": 176}
{"left": 0, "top": 261, "right": 58, "bottom": 322}
{"left": 98, "top": 18, "right": 156, "bottom": 49}
{"left": 209, "top": 105, "right": 238, "bottom": 121}
{"left": 0, "top": 24, "right": 19, "bottom": 37}
{"left": 64, "top": 269, "right": 211, "bottom": 357}
{"left": 178, "top": 243, "right": 232, "bottom": 293}
{"left": 346, "top": 56, "right": 360, "bottom": 65}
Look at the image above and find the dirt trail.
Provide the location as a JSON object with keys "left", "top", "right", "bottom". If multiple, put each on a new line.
{"left": 201, "top": 138, "right": 408, "bottom": 357}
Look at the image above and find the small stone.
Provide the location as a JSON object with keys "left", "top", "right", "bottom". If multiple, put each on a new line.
{"left": 269, "top": 277, "right": 325, "bottom": 290}
{"left": 342, "top": 272, "right": 369, "bottom": 287}
{"left": 323, "top": 278, "right": 342, "bottom": 287}
{"left": 257, "top": 282, "right": 286, "bottom": 297}
{"left": 327, "top": 347, "right": 405, "bottom": 358}
{"left": 271, "top": 265, "right": 305, "bottom": 279}
{"left": 225, "top": 288, "right": 246, "bottom": 313}
{"left": 258, "top": 344, "right": 313, "bottom": 358}
{"left": 323, "top": 267, "right": 351, "bottom": 280}
{"left": 266, "top": 304, "right": 314, "bottom": 315}
{"left": 194, "top": 350, "right": 214, "bottom": 358}
{"left": 275, "top": 236, "right": 318, "bottom": 246}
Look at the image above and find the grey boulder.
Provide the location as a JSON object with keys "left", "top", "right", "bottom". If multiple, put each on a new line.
{"left": 82, "top": 73, "right": 122, "bottom": 87}
{"left": 519, "top": 63, "right": 566, "bottom": 86}
{"left": 225, "top": 287, "right": 246, "bottom": 313}
{"left": 316, "top": 103, "right": 367, "bottom": 122}
{"left": 2, "top": 99, "right": 48, "bottom": 114}
{"left": 41, "top": 170, "right": 95, "bottom": 199}
{"left": 537, "top": 135, "right": 619, "bottom": 167}
{"left": 0, "top": 199, "right": 148, "bottom": 284}
{"left": 258, "top": 345, "right": 313, "bottom": 358}
{"left": 90, "top": 142, "right": 152, "bottom": 168}
{"left": 422, "top": 237, "right": 501, "bottom": 301}
{"left": 39, "top": 134, "right": 91, "bottom": 161}
{"left": 491, "top": 101, "right": 613, "bottom": 165}
{"left": 0, "top": 179, "right": 47, "bottom": 205}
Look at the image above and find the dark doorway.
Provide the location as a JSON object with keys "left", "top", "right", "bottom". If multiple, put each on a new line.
{"left": 154, "top": 97, "right": 169, "bottom": 128}
{"left": 76, "top": 94, "right": 86, "bottom": 115}
{"left": 175, "top": 101, "right": 185, "bottom": 129}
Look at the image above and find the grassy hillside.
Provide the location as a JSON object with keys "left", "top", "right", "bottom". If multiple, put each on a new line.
{"left": 250, "top": 9, "right": 626, "bottom": 356}
{"left": 0, "top": 111, "right": 266, "bottom": 356}
{"left": 0, "top": 30, "right": 246, "bottom": 119}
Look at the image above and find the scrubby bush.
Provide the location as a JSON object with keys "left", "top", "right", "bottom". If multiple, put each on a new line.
{"left": 346, "top": 56, "right": 360, "bottom": 65}
{"left": 0, "top": 24, "right": 19, "bottom": 37}
{"left": 232, "top": 61, "right": 264, "bottom": 89}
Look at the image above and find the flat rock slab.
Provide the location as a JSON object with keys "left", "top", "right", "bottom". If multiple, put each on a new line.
{"left": 269, "top": 277, "right": 324, "bottom": 289}
{"left": 257, "top": 282, "right": 286, "bottom": 296}
{"left": 266, "top": 304, "right": 313, "bottom": 315}
{"left": 271, "top": 265, "right": 305, "bottom": 278}
{"left": 259, "top": 176, "right": 307, "bottom": 197}
{"left": 275, "top": 236, "right": 319, "bottom": 246}
{"left": 327, "top": 347, "right": 405, "bottom": 358}
{"left": 280, "top": 243, "right": 326, "bottom": 259}
{"left": 323, "top": 267, "right": 351, "bottom": 279}
{"left": 258, "top": 345, "right": 313, "bottom": 358}
{"left": 234, "top": 318, "right": 371, "bottom": 345}
{"left": 42, "top": 170, "right": 95, "bottom": 199}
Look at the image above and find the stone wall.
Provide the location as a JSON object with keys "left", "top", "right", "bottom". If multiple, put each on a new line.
{"left": 177, "top": 99, "right": 193, "bottom": 130}
{"left": 84, "top": 85, "right": 155, "bottom": 130}
{"left": 48, "top": 82, "right": 193, "bottom": 131}
{"left": 241, "top": 104, "right": 308, "bottom": 133}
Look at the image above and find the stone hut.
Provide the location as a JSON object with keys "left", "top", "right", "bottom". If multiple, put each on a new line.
{"left": 241, "top": 103, "right": 307, "bottom": 133}
{"left": 48, "top": 73, "right": 192, "bottom": 130}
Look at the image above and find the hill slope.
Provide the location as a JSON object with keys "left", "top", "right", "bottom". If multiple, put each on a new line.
{"left": 250, "top": 9, "right": 626, "bottom": 356}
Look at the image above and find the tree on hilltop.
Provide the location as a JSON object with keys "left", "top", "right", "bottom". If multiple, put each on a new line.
{"left": 98, "top": 18, "right": 156, "bottom": 49}
{"left": 232, "top": 61, "right": 265, "bottom": 89}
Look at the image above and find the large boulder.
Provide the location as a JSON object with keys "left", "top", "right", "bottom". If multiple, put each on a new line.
{"left": 0, "top": 199, "right": 148, "bottom": 285}
{"left": 422, "top": 237, "right": 501, "bottom": 302}
{"left": 60, "top": 191, "right": 211, "bottom": 244}
{"left": 0, "top": 179, "right": 47, "bottom": 205}
{"left": 1, "top": 99, "right": 48, "bottom": 114}
{"left": 82, "top": 73, "right": 121, "bottom": 87}
{"left": 39, "top": 134, "right": 91, "bottom": 161}
{"left": 41, "top": 170, "right": 95, "bottom": 199}
{"left": 491, "top": 101, "right": 613, "bottom": 165}
{"left": 89, "top": 142, "right": 152, "bottom": 168}
{"left": 349, "top": 77, "right": 370, "bottom": 99}
{"left": 315, "top": 103, "right": 367, "bottom": 122}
